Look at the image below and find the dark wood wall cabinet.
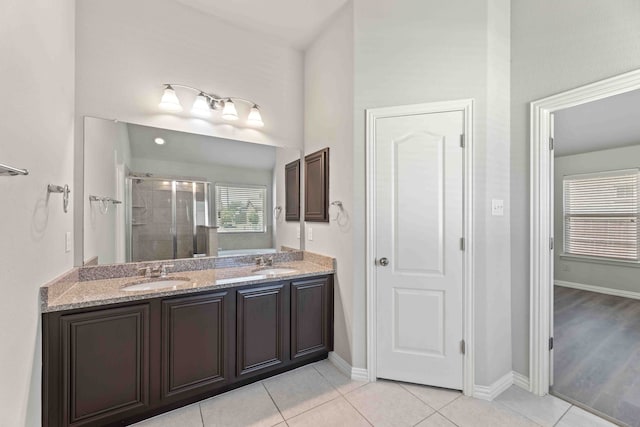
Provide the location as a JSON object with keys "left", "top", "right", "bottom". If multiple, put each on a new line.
{"left": 43, "top": 275, "right": 333, "bottom": 427}
{"left": 304, "top": 148, "right": 329, "bottom": 222}
{"left": 285, "top": 159, "right": 300, "bottom": 221}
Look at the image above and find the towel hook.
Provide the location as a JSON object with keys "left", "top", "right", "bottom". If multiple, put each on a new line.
{"left": 48, "top": 184, "right": 70, "bottom": 213}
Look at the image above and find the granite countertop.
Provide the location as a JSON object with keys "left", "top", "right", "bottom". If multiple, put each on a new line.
{"left": 41, "top": 252, "right": 335, "bottom": 313}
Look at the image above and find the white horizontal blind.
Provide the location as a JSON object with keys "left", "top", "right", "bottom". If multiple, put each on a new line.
{"left": 215, "top": 184, "right": 266, "bottom": 233}
{"left": 564, "top": 169, "right": 640, "bottom": 261}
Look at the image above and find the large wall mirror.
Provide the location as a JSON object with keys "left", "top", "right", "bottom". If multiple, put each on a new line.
{"left": 81, "top": 116, "right": 303, "bottom": 266}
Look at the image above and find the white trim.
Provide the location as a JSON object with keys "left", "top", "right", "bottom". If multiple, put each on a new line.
{"left": 473, "top": 372, "right": 513, "bottom": 401}
{"left": 530, "top": 68, "right": 640, "bottom": 396}
{"left": 555, "top": 280, "right": 640, "bottom": 300}
{"left": 513, "top": 371, "right": 531, "bottom": 392}
{"left": 328, "top": 352, "right": 352, "bottom": 377}
{"left": 328, "top": 351, "right": 370, "bottom": 381}
{"left": 365, "top": 99, "right": 475, "bottom": 396}
{"left": 351, "top": 367, "right": 369, "bottom": 382}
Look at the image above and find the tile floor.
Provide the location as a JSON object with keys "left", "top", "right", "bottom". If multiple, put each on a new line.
{"left": 132, "top": 359, "right": 619, "bottom": 427}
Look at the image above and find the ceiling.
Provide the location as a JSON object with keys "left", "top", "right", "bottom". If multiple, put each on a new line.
{"left": 174, "top": 0, "right": 348, "bottom": 49}
{"left": 127, "top": 124, "right": 276, "bottom": 170}
{"left": 554, "top": 88, "right": 640, "bottom": 157}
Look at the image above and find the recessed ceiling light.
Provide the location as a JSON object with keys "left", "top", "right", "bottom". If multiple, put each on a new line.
{"left": 154, "top": 137, "right": 166, "bottom": 145}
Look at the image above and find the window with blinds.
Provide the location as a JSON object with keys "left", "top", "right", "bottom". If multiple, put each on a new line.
{"left": 563, "top": 169, "right": 640, "bottom": 261}
{"left": 215, "top": 184, "right": 267, "bottom": 233}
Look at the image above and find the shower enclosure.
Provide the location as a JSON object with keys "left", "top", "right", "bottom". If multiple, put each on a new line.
{"left": 127, "top": 176, "right": 211, "bottom": 262}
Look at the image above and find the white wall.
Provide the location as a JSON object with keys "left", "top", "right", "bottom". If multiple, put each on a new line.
{"left": 131, "top": 158, "right": 276, "bottom": 251}
{"left": 353, "top": 0, "right": 512, "bottom": 386}
{"left": 75, "top": 0, "right": 303, "bottom": 148}
{"left": 554, "top": 144, "right": 640, "bottom": 293}
{"left": 274, "top": 148, "right": 304, "bottom": 251}
{"left": 75, "top": 0, "right": 304, "bottom": 264}
{"left": 510, "top": 0, "right": 640, "bottom": 377}
{"left": 304, "top": 3, "right": 355, "bottom": 364}
{"left": 84, "top": 118, "right": 131, "bottom": 264}
{"left": 0, "top": 0, "right": 75, "bottom": 425}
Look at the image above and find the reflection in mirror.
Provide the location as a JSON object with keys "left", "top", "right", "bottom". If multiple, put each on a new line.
{"left": 83, "top": 117, "right": 302, "bottom": 266}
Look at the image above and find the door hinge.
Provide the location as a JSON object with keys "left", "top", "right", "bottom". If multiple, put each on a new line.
{"left": 550, "top": 237, "right": 554, "bottom": 251}
{"left": 460, "top": 134, "right": 465, "bottom": 148}
{"left": 460, "top": 340, "right": 466, "bottom": 355}
{"left": 549, "top": 136, "right": 554, "bottom": 151}
{"left": 460, "top": 237, "right": 465, "bottom": 251}
{"left": 549, "top": 337, "right": 554, "bottom": 351}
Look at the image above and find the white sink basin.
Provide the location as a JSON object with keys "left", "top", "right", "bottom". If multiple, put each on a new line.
{"left": 253, "top": 267, "right": 297, "bottom": 275}
{"left": 123, "top": 278, "right": 191, "bottom": 292}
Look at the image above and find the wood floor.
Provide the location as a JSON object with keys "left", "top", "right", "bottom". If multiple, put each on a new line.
{"left": 554, "top": 286, "right": 640, "bottom": 427}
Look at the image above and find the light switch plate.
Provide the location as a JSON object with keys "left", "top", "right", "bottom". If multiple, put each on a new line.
{"left": 308, "top": 227, "right": 313, "bottom": 241}
{"left": 491, "top": 199, "right": 504, "bottom": 216}
{"left": 296, "top": 228, "right": 301, "bottom": 239}
{"left": 65, "top": 231, "right": 72, "bottom": 253}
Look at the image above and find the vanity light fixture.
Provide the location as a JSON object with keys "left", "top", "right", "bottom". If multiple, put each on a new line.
{"left": 158, "top": 85, "right": 183, "bottom": 112}
{"left": 221, "top": 98, "right": 239, "bottom": 121}
{"left": 247, "top": 105, "right": 264, "bottom": 128}
{"left": 158, "top": 83, "right": 264, "bottom": 127}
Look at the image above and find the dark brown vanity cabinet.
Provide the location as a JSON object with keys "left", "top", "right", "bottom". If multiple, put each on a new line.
{"left": 45, "top": 304, "right": 151, "bottom": 427}
{"left": 161, "top": 291, "right": 232, "bottom": 402}
{"left": 236, "top": 283, "right": 288, "bottom": 378}
{"left": 43, "top": 275, "right": 332, "bottom": 427}
{"left": 291, "top": 277, "right": 332, "bottom": 359}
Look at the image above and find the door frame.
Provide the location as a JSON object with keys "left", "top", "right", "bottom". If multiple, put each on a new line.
{"left": 529, "top": 68, "right": 640, "bottom": 396}
{"left": 365, "top": 99, "right": 475, "bottom": 396}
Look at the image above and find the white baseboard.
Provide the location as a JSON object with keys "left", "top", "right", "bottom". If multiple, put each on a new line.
{"left": 328, "top": 353, "right": 532, "bottom": 398}
{"left": 328, "top": 351, "right": 369, "bottom": 381}
{"left": 512, "top": 371, "right": 530, "bottom": 391}
{"left": 555, "top": 280, "right": 640, "bottom": 300}
{"left": 473, "top": 371, "right": 531, "bottom": 401}
{"left": 473, "top": 371, "right": 513, "bottom": 401}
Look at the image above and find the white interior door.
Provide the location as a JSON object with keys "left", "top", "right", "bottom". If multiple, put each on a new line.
{"left": 375, "top": 109, "right": 465, "bottom": 390}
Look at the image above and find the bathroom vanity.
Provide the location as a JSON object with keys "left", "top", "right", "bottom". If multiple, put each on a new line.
{"left": 41, "top": 253, "right": 334, "bottom": 427}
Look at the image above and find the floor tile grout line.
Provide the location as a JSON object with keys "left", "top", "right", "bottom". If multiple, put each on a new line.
{"left": 435, "top": 409, "right": 463, "bottom": 427}
{"left": 310, "top": 361, "right": 346, "bottom": 395}
{"left": 397, "top": 381, "right": 456, "bottom": 412}
{"left": 261, "top": 381, "right": 287, "bottom": 424}
{"left": 437, "top": 392, "right": 463, "bottom": 412}
{"left": 341, "top": 390, "right": 375, "bottom": 426}
{"left": 553, "top": 404, "right": 573, "bottom": 427}
{"left": 198, "top": 402, "right": 205, "bottom": 427}
{"left": 283, "top": 393, "right": 346, "bottom": 422}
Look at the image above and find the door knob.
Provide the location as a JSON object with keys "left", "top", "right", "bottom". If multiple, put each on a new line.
{"left": 378, "top": 257, "right": 389, "bottom": 266}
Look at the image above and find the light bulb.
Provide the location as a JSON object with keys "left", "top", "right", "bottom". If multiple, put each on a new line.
{"left": 154, "top": 137, "right": 166, "bottom": 145}
{"left": 247, "top": 105, "right": 264, "bottom": 127}
{"left": 222, "top": 99, "right": 239, "bottom": 121}
{"left": 191, "top": 93, "right": 211, "bottom": 117}
{"left": 159, "top": 85, "right": 183, "bottom": 112}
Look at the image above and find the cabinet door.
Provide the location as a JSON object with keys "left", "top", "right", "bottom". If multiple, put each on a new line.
{"left": 304, "top": 148, "right": 329, "bottom": 222}
{"left": 291, "top": 277, "right": 332, "bottom": 359}
{"left": 236, "top": 284, "right": 288, "bottom": 377}
{"left": 285, "top": 159, "right": 300, "bottom": 221}
{"left": 161, "top": 291, "right": 230, "bottom": 401}
{"left": 60, "top": 305, "right": 150, "bottom": 426}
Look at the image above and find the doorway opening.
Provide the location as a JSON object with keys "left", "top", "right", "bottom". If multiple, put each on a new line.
{"left": 530, "top": 69, "right": 640, "bottom": 425}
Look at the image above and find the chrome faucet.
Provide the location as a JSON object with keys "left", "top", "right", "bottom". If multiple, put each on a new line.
{"left": 255, "top": 256, "right": 274, "bottom": 267}
{"left": 139, "top": 264, "right": 174, "bottom": 278}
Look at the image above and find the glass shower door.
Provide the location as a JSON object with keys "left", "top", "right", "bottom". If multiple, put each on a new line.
{"left": 129, "top": 179, "right": 174, "bottom": 262}
{"left": 128, "top": 178, "right": 211, "bottom": 262}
